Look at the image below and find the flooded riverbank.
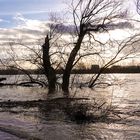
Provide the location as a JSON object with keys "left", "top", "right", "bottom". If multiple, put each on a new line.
{"left": 0, "top": 74, "right": 140, "bottom": 140}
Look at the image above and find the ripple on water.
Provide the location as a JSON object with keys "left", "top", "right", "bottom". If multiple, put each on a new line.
{"left": 0, "top": 131, "right": 21, "bottom": 140}
{"left": 0, "top": 74, "right": 139, "bottom": 140}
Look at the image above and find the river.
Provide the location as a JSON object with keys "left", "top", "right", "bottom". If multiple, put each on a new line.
{"left": 0, "top": 74, "right": 140, "bottom": 140}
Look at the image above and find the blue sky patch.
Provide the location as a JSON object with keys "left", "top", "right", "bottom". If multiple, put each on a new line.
{"left": 0, "top": 0, "right": 64, "bottom": 28}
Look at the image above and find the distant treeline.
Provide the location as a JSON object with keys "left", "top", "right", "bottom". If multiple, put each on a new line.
{"left": 0, "top": 65, "right": 140, "bottom": 75}
{"left": 70, "top": 65, "right": 140, "bottom": 74}
{"left": 104, "top": 65, "right": 140, "bottom": 73}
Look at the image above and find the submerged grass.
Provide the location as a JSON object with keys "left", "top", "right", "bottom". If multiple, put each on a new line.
{"left": 0, "top": 97, "right": 122, "bottom": 123}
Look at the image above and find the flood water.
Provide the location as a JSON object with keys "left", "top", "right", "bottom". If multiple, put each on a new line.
{"left": 0, "top": 74, "right": 140, "bottom": 140}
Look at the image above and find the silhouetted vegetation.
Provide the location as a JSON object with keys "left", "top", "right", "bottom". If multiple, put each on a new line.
{"left": 0, "top": 0, "right": 140, "bottom": 94}
{"left": 0, "top": 97, "right": 123, "bottom": 123}
{"left": 0, "top": 65, "right": 140, "bottom": 75}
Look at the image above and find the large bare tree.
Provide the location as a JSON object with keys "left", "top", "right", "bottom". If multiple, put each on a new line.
{"left": 2, "top": 0, "right": 140, "bottom": 94}
{"left": 61, "top": 0, "right": 128, "bottom": 92}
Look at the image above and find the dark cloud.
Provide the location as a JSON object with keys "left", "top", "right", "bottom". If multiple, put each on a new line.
{"left": 50, "top": 21, "right": 133, "bottom": 34}
{"left": 106, "top": 22, "right": 133, "bottom": 30}
{"left": 0, "top": 20, "right": 134, "bottom": 48}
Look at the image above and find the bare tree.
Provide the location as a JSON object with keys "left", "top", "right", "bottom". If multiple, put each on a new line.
{"left": 41, "top": 14, "right": 68, "bottom": 93}
{"left": 0, "top": 41, "right": 47, "bottom": 87}
{"left": 61, "top": 0, "right": 128, "bottom": 92}
{"left": 88, "top": 34, "right": 140, "bottom": 87}
{"left": 2, "top": 0, "right": 140, "bottom": 94}
{"left": 42, "top": 35, "right": 56, "bottom": 93}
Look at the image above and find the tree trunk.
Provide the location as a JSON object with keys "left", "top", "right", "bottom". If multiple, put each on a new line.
{"left": 42, "top": 35, "right": 56, "bottom": 93}
{"left": 62, "top": 34, "right": 85, "bottom": 93}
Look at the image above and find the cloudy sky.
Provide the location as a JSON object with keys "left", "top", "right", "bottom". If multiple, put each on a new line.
{"left": 0, "top": 0, "right": 67, "bottom": 49}
{"left": 0, "top": 0, "right": 66, "bottom": 66}
{"left": 0, "top": 0, "right": 65, "bottom": 28}
{"left": 0, "top": 0, "right": 139, "bottom": 67}
{"left": 0, "top": 0, "right": 137, "bottom": 28}
{"left": 0, "top": 0, "right": 138, "bottom": 42}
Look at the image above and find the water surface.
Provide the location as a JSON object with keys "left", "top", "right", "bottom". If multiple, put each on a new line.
{"left": 0, "top": 74, "right": 140, "bottom": 140}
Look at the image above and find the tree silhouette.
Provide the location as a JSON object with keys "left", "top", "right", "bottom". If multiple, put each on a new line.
{"left": 1, "top": 0, "right": 140, "bottom": 94}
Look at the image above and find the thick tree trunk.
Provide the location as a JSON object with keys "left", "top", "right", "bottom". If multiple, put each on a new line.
{"left": 42, "top": 35, "right": 56, "bottom": 93}
{"left": 62, "top": 34, "right": 85, "bottom": 93}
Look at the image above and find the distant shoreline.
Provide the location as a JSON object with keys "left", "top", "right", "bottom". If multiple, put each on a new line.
{"left": 0, "top": 67, "right": 140, "bottom": 75}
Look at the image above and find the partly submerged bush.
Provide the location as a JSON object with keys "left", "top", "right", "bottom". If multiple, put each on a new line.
{"left": 64, "top": 99, "right": 121, "bottom": 123}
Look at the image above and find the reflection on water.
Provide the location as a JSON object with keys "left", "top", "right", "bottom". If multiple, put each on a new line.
{"left": 0, "top": 74, "right": 140, "bottom": 140}
{"left": 0, "top": 86, "right": 48, "bottom": 101}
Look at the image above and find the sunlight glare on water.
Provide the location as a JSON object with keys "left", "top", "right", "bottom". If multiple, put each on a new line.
{"left": 0, "top": 74, "right": 139, "bottom": 140}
